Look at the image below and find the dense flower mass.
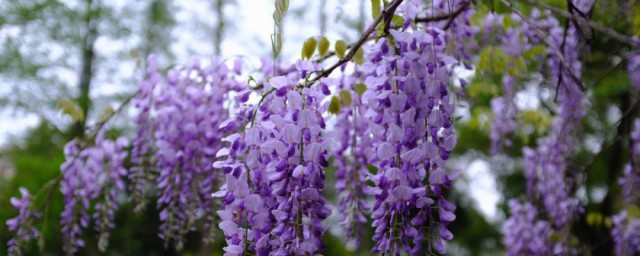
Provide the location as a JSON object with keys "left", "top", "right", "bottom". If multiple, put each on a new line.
{"left": 144, "top": 57, "right": 240, "bottom": 248}
{"left": 214, "top": 61, "right": 332, "bottom": 255}
{"left": 331, "top": 72, "right": 371, "bottom": 247}
{"left": 503, "top": 199, "right": 552, "bottom": 256}
{"left": 6, "top": 188, "right": 39, "bottom": 256}
{"left": 59, "top": 129, "right": 128, "bottom": 254}
{"left": 7, "top": 0, "right": 640, "bottom": 255}
{"left": 360, "top": 9, "right": 461, "bottom": 255}
{"left": 612, "top": 119, "right": 640, "bottom": 256}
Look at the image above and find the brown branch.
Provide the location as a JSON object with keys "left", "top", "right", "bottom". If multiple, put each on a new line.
{"left": 88, "top": 92, "right": 137, "bottom": 135}
{"left": 520, "top": 0, "right": 640, "bottom": 48}
{"left": 500, "top": 0, "right": 586, "bottom": 91}
{"left": 306, "top": 0, "right": 404, "bottom": 87}
{"left": 415, "top": 1, "right": 470, "bottom": 30}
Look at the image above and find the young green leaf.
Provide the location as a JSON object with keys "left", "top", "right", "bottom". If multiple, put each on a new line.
{"left": 339, "top": 90, "right": 352, "bottom": 106}
{"left": 371, "top": 0, "right": 381, "bottom": 20}
{"left": 353, "top": 47, "right": 364, "bottom": 65}
{"left": 335, "top": 40, "right": 347, "bottom": 59}
{"left": 302, "top": 37, "right": 317, "bottom": 59}
{"left": 354, "top": 83, "right": 367, "bottom": 97}
{"left": 328, "top": 96, "right": 341, "bottom": 114}
{"left": 318, "top": 37, "right": 330, "bottom": 58}
{"left": 57, "top": 98, "right": 85, "bottom": 122}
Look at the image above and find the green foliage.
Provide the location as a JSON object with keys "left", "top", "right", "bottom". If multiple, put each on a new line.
{"left": 57, "top": 98, "right": 85, "bottom": 122}
{"left": 339, "top": 90, "right": 352, "bottom": 106}
{"left": 353, "top": 83, "right": 367, "bottom": 97}
{"left": 328, "top": 96, "right": 341, "bottom": 114}
{"left": 593, "top": 70, "right": 630, "bottom": 97}
{"left": 317, "top": 37, "right": 330, "bottom": 58}
{"left": 301, "top": 37, "right": 317, "bottom": 60}
{"left": 335, "top": 40, "right": 347, "bottom": 59}
{"left": 370, "top": 0, "right": 381, "bottom": 20}
{"left": 352, "top": 47, "right": 364, "bottom": 65}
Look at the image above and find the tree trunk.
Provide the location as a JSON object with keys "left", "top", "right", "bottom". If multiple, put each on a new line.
{"left": 72, "top": 0, "right": 99, "bottom": 139}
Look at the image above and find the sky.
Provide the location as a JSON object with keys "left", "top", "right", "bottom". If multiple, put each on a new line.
{"left": 0, "top": 0, "right": 502, "bottom": 221}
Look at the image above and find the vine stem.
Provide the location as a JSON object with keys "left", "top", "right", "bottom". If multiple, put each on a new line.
{"left": 520, "top": 0, "right": 640, "bottom": 48}
{"left": 306, "top": 0, "right": 405, "bottom": 87}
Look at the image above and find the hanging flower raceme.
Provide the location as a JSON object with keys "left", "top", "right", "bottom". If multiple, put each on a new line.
{"left": 611, "top": 119, "right": 640, "bottom": 255}
{"left": 6, "top": 188, "right": 40, "bottom": 256}
{"left": 505, "top": 1, "right": 592, "bottom": 254}
{"left": 130, "top": 55, "right": 161, "bottom": 213}
{"left": 215, "top": 61, "right": 331, "bottom": 255}
{"left": 358, "top": 19, "right": 459, "bottom": 253}
{"left": 59, "top": 129, "right": 128, "bottom": 254}
{"left": 502, "top": 199, "right": 552, "bottom": 256}
{"left": 424, "top": 0, "right": 477, "bottom": 70}
{"left": 628, "top": 53, "right": 640, "bottom": 93}
{"left": 152, "top": 58, "right": 237, "bottom": 249}
{"left": 330, "top": 72, "right": 372, "bottom": 247}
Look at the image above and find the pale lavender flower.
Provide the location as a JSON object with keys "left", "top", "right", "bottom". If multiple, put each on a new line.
{"left": 6, "top": 188, "right": 40, "bottom": 256}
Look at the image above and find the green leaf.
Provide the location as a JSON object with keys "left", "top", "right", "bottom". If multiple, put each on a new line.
{"left": 97, "top": 106, "right": 114, "bottom": 124}
{"left": 335, "top": 40, "right": 347, "bottom": 59}
{"left": 339, "top": 90, "right": 352, "bottom": 106}
{"left": 518, "top": 110, "right": 551, "bottom": 135}
{"left": 371, "top": 0, "right": 381, "bottom": 20}
{"left": 57, "top": 98, "right": 84, "bottom": 122}
{"left": 302, "top": 37, "right": 317, "bottom": 60}
{"left": 353, "top": 47, "right": 364, "bottom": 65}
{"left": 318, "top": 37, "right": 330, "bottom": 58}
{"left": 367, "top": 164, "right": 378, "bottom": 174}
{"left": 276, "top": 33, "right": 283, "bottom": 54}
{"left": 328, "top": 96, "right": 341, "bottom": 114}
{"left": 392, "top": 15, "right": 405, "bottom": 27}
{"left": 354, "top": 83, "right": 367, "bottom": 97}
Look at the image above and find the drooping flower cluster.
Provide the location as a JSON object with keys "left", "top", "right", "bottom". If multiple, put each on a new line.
{"left": 502, "top": 199, "right": 552, "bottom": 256}
{"left": 129, "top": 55, "right": 161, "bottom": 213}
{"left": 611, "top": 119, "right": 640, "bottom": 255}
{"left": 330, "top": 71, "right": 372, "bottom": 247}
{"left": 424, "top": 0, "right": 477, "bottom": 70}
{"left": 358, "top": 20, "right": 459, "bottom": 254}
{"left": 629, "top": 53, "right": 640, "bottom": 92}
{"left": 611, "top": 210, "right": 640, "bottom": 256}
{"left": 6, "top": 188, "right": 40, "bottom": 256}
{"left": 214, "top": 61, "right": 332, "bottom": 255}
{"left": 500, "top": 1, "right": 593, "bottom": 254}
{"left": 149, "top": 58, "right": 238, "bottom": 249}
{"left": 490, "top": 74, "right": 518, "bottom": 154}
{"left": 60, "top": 129, "right": 128, "bottom": 254}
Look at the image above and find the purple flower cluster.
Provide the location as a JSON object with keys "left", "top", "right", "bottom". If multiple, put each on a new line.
{"left": 490, "top": 75, "right": 517, "bottom": 154}
{"left": 424, "top": 0, "right": 477, "bottom": 69}
{"left": 6, "top": 188, "right": 40, "bottom": 256}
{"left": 629, "top": 53, "right": 640, "bottom": 92}
{"left": 620, "top": 119, "right": 640, "bottom": 205}
{"left": 130, "top": 55, "right": 161, "bottom": 213}
{"left": 152, "top": 58, "right": 237, "bottom": 249}
{"left": 359, "top": 23, "right": 458, "bottom": 253}
{"left": 330, "top": 73, "right": 371, "bottom": 247}
{"left": 612, "top": 210, "right": 640, "bottom": 256}
{"left": 59, "top": 129, "right": 128, "bottom": 254}
{"left": 501, "top": 2, "right": 592, "bottom": 254}
{"left": 214, "top": 61, "right": 331, "bottom": 255}
{"left": 502, "top": 199, "right": 552, "bottom": 256}
{"left": 611, "top": 119, "right": 640, "bottom": 256}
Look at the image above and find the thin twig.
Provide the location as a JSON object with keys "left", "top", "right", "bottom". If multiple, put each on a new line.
{"left": 501, "top": 0, "right": 586, "bottom": 91}
{"left": 88, "top": 92, "right": 137, "bottom": 135}
{"left": 306, "top": 0, "right": 405, "bottom": 87}
{"left": 414, "top": 2, "right": 469, "bottom": 24}
{"left": 521, "top": 0, "right": 640, "bottom": 48}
